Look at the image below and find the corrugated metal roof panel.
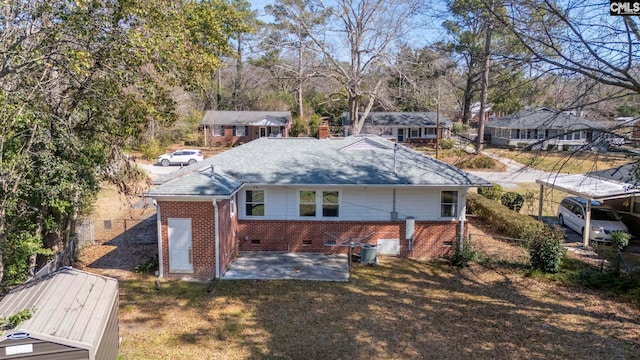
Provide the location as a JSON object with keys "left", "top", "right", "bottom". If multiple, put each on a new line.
{"left": 0, "top": 268, "right": 118, "bottom": 355}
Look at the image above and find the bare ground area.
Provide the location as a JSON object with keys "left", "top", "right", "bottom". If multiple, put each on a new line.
{"left": 74, "top": 186, "right": 158, "bottom": 280}
{"left": 76, "top": 189, "right": 640, "bottom": 359}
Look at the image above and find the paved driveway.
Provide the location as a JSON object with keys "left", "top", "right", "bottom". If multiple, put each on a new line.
{"left": 222, "top": 252, "right": 349, "bottom": 282}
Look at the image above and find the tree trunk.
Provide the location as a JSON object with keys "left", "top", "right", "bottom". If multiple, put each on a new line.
{"left": 233, "top": 35, "right": 243, "bottom": 110}
{"left": 476, "top": 0, "right": 495, "bottom": 153}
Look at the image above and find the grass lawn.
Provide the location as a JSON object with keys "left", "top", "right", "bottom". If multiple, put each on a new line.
{"left": 485, "top": 148, "right": 635, "bottom": 174}
{"left": 118, "top": 238, "right": 640, "bottom": 359}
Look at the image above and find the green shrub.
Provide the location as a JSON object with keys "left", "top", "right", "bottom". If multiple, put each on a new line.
{"left": 290, "top": 118, "right": 307, "bottom": 137}
{"left": 611, "top": 231, "right": 631, "bottom": 252}
{"left": 562, "top": 144, "right": 570, "bottom": 151}
{"left": 529, "top": 234, "right": 565, "bottom": 273}
{"left": 451, "top": 240, "right": 477, "bottom": 267}
{"left": 508, "top": 145, "right": 516, "bottom": 151}
{"left": 467, "top": 193, "right": 559, "bottom": 242}
{"left": 547, "top": 143, "right": 557, "bottom": 151}
{"left": 477, "top": 184, "right": 504, "bottom": 201}
{"left": 440, "top": 138, "right": 456, "bottom": 150}
{"left": 501, "top": 191, "right": 524, "bottom": 212}
{"left": 451, "top": 123, "right": 470, "bottom": 135}
{"left": 139, "top": 139, "right": 165, "bottom": 160}
{"left": 457, "top": 155, "right": 496, "bottom": 169}
{"left": 134, "top": 256, "right": 159, "bottom": 274}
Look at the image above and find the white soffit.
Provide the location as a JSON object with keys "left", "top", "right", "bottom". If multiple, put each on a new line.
{"left": 536, "top": 174, "right": 640, "bottom": 200}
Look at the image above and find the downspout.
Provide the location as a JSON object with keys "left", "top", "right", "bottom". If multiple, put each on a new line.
{"left": 213, "top": 199, "right": 220, "bottom": 279}
{"left": 154, "top": 200, "right": 163, "bottom": 278}
{"left": 459, "top": 192, "right": 467, "bottom": 246}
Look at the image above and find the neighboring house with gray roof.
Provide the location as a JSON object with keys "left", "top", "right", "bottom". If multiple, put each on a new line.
{"left": 486, "top": 107, "right": 609, "bottom": 150}
{"left": 148, "top": 135, "right": 491, "bottom": 281}
{"left": 342, "top": 112, "right": 451, "bottom": 144}
{"left": 200, "top": 110, "right": 291, "bottom": 146}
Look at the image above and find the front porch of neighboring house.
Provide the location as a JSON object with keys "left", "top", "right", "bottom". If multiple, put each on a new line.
{"left": 204, "top": 124, "right": 287, "bottom": 145}
{"left": 489, "top": 127, "right": 595, "bottom": 150}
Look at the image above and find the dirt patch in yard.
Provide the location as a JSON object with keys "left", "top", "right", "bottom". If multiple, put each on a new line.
{"left": 74, "top": 185, "right": 158, "bottom": 281}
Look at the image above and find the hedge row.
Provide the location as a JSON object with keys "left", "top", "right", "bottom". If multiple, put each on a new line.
{"left": 467, "top": 192, "right": 563, "bottom": 243}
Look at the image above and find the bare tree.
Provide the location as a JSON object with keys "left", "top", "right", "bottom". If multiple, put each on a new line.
{"left": 289, "top": 0, "right": 421, "bottom": 135}
{"left": 499, "top": 1, "right": 640, "bottom": 107}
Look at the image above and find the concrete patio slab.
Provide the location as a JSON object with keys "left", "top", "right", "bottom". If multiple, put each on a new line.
{"left": 222, "top": 252, "right": 349, "bottom": 282}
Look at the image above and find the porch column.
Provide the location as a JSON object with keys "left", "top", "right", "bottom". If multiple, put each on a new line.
{"left": 537, "top": 183, "right": 544, "bottom": 221}
{"left": 583, "top": 199, "right": 591, "bottom": 247}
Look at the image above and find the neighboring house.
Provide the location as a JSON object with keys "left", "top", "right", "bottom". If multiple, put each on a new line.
{"left": 148, "top": 135, "right": 491, "bottom": 281}
{"left": 201, "top": 111, "right": 292, "bottom": 146}
{"left": 342, "top": 112, "right": 451, "bottom": 144}
{"left": 486, "top": 107, "right": 609, "bottom": 150}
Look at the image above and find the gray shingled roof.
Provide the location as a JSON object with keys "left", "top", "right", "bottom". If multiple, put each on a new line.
{"left": 200, "top": 111, "right": 291, "bottom": 126}
{"left": 150, "top": 136, "right": 491, "bottom": 197}
{"left": 342, "top": 112, "right": 452, "bottom": 127}
{"left": 487, "top": 108, "right": 608, "bottom": 129}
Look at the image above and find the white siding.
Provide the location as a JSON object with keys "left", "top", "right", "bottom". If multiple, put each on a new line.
{"left": 239, "top": 186, "right": 469, "bottom": 221}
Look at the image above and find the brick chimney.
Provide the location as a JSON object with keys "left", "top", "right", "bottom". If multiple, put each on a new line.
{"left": 319, "top": 124, "right": 329, "bottom": 139}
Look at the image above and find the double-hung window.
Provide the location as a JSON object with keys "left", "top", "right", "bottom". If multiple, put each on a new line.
{"left": 322, "top": 191, "right": 339, "bottom": 217}
{"left": 299, "top": 191, "right": 316, "bottom": 217}
{"left": 441, "top": 191, "right": 458, "bottom": 218}
{"left": 245, "top": 190, "right": 265, "bottom": 216}
{"left": 299, "top": 190, "right": 340, "bottom": 218}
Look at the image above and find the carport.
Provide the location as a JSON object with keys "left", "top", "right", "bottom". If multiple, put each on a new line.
{"left": 536, "top": 172, "right": 640, "bottom": 247}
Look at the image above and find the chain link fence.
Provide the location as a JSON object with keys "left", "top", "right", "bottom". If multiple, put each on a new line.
{"left": 77, "top": 217, "right": 157, "bottom": 249}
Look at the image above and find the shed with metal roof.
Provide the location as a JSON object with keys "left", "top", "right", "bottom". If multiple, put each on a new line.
{"left": 0, "top": 268, "right": 119, "bottom": 360}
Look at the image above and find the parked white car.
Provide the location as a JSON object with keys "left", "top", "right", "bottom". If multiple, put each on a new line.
{"left": 157, "top": 149, "right": 204, "bottom": 166}
{"left": 557, "top": 197, "right": 628, "bottom": 242}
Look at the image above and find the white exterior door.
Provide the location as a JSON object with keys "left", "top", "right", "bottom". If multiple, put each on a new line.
{"left": 168, "top": 218, "right": 193, "bottom": 272}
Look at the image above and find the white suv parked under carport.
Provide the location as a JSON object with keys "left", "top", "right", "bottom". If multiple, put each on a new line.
{"left": 557, "top": 197, "right": 628, "bottom": 242}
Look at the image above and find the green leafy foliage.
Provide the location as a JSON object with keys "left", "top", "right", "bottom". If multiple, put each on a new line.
{"left": 0, "top": 0, "right": 247, "bottom": 285}
{"left": 290, "top": 118, "right": 308, "bottom": 137}
{"left": 451, "top": 240, "right": 477, "bottom": 267}
{"left": 529, "top": 235, "right": 565, "bottom": 274}
{"left": 456, "top": 154, "right": 496, "bottom": 169}
{"left": 611, "top": 231, "right": 631, "bottom": 252}
{"left": 135, "top": 256, "right": 159, "bottom": 274}
{"left": 439, "top": 138, "right": 456, "bottom": 150}
{"left": 477, "top": 184, "right": 504, "bottom": 200}
{"left": 500, "top": 191, "right": 524, "bottom": 212}
{"left": 0, "top": 308, "right": 35, "bottom": 329}
{"left": 451, "top": 123, "right": 471, "bottom": 135}
{"left": 467, "top": 193, "right": 561, "bottom": 242}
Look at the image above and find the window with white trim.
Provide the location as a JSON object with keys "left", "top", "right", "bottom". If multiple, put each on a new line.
{"left": 322, "top": 191, "right": 339, "bottom": 217}
{"left": 441, "top": 191, "right": 458, "bottom": 218}
{"left": 298, "top": 190, "right": 340, "bottom": 218}
{"left": 299, "top": 191, "right": 316, "bottom": 217}
{"left": 213, "top": 126, "right": 223, "bottom": 136}
{"left": 245, "top": 190, "right": 264, "bottom": 216}
{"left": 410, "top": 128, "right": 419, "bottom": 138}
{"left": 235, "top": 126, "right": 247, "bottom": 136}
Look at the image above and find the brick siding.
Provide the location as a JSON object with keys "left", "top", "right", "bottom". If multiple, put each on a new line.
{"left": 237, "top": 220, "right": 462, "bottom": 260}
{"left": 160, "top": 200, "right": 464, "bottom": 280}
